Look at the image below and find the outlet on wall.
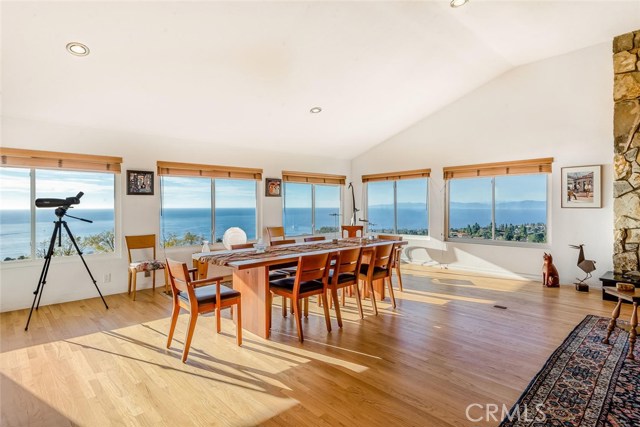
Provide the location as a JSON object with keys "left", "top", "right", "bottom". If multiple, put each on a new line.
{"left": 103, "top": 273, "right": 111, "bottom": 283}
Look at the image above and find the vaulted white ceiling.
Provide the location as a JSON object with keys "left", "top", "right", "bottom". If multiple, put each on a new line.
{"left": 2, "top": 1, "right": 639, "bottom": 159}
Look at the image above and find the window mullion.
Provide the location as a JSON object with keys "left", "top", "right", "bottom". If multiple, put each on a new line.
{"left": 211, "top": 179, "right": 216, "bottom": 243}
{"left": 491, "top": 177, "right": 496, "bottom": 240}
{"left": 393, "top": 181, "right": 398, "bottom": 234}
{"left": 311, "top": 185, "right": 316, "bottom": 234}
{"left": 30, "top": 168, "right": 36, "bottom": 259}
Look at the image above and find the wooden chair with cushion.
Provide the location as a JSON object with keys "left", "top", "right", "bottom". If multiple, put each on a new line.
{"left": 358, "top": 243, "right": 396, "bottom": 315}
{"left": 166, "top": 259, "right": 242, "bottom": 363}
{"left": 125, "top": 234, "right": 166, "bottom": 301}
{"left": 304, "top": 236, "right": 326, "bottom": 242}
{"left": 328, "top": 247, "right": 364, "bottom": 324}
{"left": 377, "top": 236, "right": 404, "bottom": 291}
{"left": 266, "top": 226, "right": 285, "bottom": 243}
{"left": 341, "top": 225, "right": 363, "bottom": 238}
{"left": 268, "top": 252, "right": 333, "bottom": 342}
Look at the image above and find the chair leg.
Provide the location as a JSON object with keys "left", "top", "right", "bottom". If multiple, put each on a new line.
{"left": 236, "top": 299, "right": 242, "bottom": 346}
{"left": 387, "top": 277, "right": 396, "bottom": 309}
{"left": 368, "top": 280, "right": 378, "bottom": 315}
{"left": 341, "top": 287, "right": 346, "bottom": 306}
{"left": 166, "top": 300, "right": 180, "bottom": 348}
{"left": 132, "top": 273, "right": 138, "bottom": 301}
{"left": 330, "top": 288, "right": 343, "bottom": 328}
{"left": 127, "top": 270, "right": 132, "bottom": 294}
{"left": 396, "top": 264, "right": 403, "bottom": 291}
{"left": 182, "top": 313, "right": 198, "bottom": 363}
{"left": 267, "top": 293, "right": 273, "bottom": 332}
{"left": 282, "top": 296, "right": 288, "bottom": 318}
{"left": 354, "top": 282, "right": 364, "bottom": 319}
{"left": 321, "top": 292, "right": 332, "bottom": 332}
{"left": 292, "top": 297, "right": 304, "bottom": 343}
{"left": 216, "top": 306, "right": 221, "bottom": 334}
{"left": 304, "top": 298, "right": 309, "bottom": 318}
{"left": 291, "top": 298, "right": 294, "bottom": 314}
{"left": 152, "top": 270, "right": 156, "bottom": 292}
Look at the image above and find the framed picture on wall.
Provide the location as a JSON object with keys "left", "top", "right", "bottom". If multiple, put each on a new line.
{"left": 126, "top": 170, "right": 154, "bottom": 195}
{"left": 265, "top": 178, "right": 282, "bottom": 197}
{"left": 561, "top": 165, "right": 601, "bottom": 208}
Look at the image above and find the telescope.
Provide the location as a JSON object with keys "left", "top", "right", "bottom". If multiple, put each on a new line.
{"left": 35, "top": 192, "right": 84, "bottom": 208}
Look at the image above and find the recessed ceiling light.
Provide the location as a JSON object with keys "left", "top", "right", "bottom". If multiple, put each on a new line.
{"left": 450, "top": 0, "right": 469, "bottom": 7}
{"left": 310, "top": 107, "right": 322, "bottom": 114}
{"left": 66, "top": 42, "right": 90, "bottom": 56}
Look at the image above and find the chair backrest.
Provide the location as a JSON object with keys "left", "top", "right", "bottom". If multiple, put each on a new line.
{"left": 304, "top": 236, "right": 325, "bottom": 242}
{"left": 125, "top": 234, "right": 156, "bottom": 262}
{"left": 372, "top": 243, "right": 394, "bottom": 270}
{"left": 341, "top": 225, "right": 363, "bottom": 238}
{"left": 377, "top": 234, "right": 403, "bottom": 241}
{"left": 294, "top": 252, "right": 332, "bottom": 288}
{"left": 267, "top": 226, "right": 285, "bottom": 242}
{"left": 166, "top": 258, "right": 193, "bottom": 295}
{"left": 331, "top": 247, "right": 363, "bottom": 285}
{"left": 271, "top": 239, "right": 296, "bottom": 246}
{"left": 230, "top": 243, "right": 254, "bottom": 250}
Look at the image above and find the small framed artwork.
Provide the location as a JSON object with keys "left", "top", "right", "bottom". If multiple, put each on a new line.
{"left": 126, "top": 170, "right": 154, "bottom": 195}
{"left": 265, "top": 178, "right": 282, "bottom": 197}
{"left": 561, "top": 165, "right": 601, "bottom": 208}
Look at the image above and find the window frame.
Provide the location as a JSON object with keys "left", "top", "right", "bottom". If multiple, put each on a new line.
{"left": 445, "top": 173, "right": 551, "bottom": 248}
{"left": 282, "top": 182, "right": 343, "bottom": 236}
{"left": 0, "top": 166, "right": 118, "bottom": 263}
{"left": 364, "top": 178, "right": 429, "bottom": 237}
{"left": 159, "top": 176, "right": 259, "bottom": 246}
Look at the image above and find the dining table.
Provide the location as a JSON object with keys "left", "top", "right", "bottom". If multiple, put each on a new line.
{"left": 193, "top": 237, "right": 406, "bottom": 339}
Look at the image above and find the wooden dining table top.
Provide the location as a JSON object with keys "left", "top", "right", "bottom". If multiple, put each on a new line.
{"left": 195, "top": 237, "right": 407, "bottom": 271}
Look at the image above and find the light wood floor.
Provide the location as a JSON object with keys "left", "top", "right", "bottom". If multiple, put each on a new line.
{"left": 0, "top": 266, "right": 631, "bottom": 427}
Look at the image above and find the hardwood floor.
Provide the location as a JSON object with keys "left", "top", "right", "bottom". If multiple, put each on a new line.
{"left": 0, "top": 266, "right": 630, "bottom": 426}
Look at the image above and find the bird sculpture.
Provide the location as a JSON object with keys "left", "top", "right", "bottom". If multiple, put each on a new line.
{"left": 570, "top": 244, "right": 596, "bottom": 292}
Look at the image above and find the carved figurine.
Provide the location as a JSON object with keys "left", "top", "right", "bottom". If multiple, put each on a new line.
{"left": 569, "top": 244, "right": 596, "bottom": 292}
{"left": 542, "top": 253, "right": 560, "bottom": 288}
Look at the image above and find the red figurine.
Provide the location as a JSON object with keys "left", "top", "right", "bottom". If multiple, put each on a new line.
{"left": 542, "top": 253, "right": 560, "bottom": 287}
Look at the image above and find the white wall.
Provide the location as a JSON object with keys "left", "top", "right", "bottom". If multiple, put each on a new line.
{"left": 0, "top": 117, "right": 351, "bottom": 312}
{"left": 352, "top": 42, "right": 614, "bottom": 284}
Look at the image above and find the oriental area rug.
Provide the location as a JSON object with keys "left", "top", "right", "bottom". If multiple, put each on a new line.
{"left": 500, "top": 315, "right": 639, "bottom": 427}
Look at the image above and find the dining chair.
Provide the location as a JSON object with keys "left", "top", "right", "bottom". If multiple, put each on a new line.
{"left": 230, "top": 243, "right": 254, "bottom": 250}
{"left": 358, "top": 243, "right": 396, "bottom": 315}
{"left": 268, "top": 252, "right": 333, "bottom": 342}
{"left": 341, "top": 225, "right": 363, "bottom": 238}
{"left": 377, "top": 236, "right": 404, "bottom": 291}
{"left": 266, "top": 226, "right": 285, "bottom": 243}
{"left": 271, "top": 239, "right": 296, "bottom": 246}
{"left": 125, "top": 234, "right": 165, "bottom": 301}
{"left": 166, "top": 259, "right": 242, "bottom": 363}
{"left": 328, "top": 247, "right": 364, "bottom": 324}
{"left": 304, "top": 236, "right": 326, "bottom": 242}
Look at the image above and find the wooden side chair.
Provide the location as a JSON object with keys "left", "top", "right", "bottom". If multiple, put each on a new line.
{"left": 165, "top": 259, "right": 242, "bottom": 363}
{"left": 358, "top": 243, "right": 396, "bottom": 315}
{"left": 377, "top": 236, "right": 404, "bottom": 291}
{"left": 125, "top": 234, "right": 165, "bottom": 301}
{"left": 230, "top": 243, "right": 254, "bottom": 250}
{"left": 268, "top": 252, "right": 333, "bottom": 342}
{"left": 341, "top": 225, "right": 363, "bottom": 238}
{"left": 304, "top": 236, "right": 326, "bottom": 242}
{"left": 328, "top": 247, "right": 364, "bottom": 324}
{"left": 266, "top": 226, "right": 285, "bottom": 243}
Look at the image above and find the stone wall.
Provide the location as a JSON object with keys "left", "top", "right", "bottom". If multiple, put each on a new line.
{"left": 613, "top": 30, "right": 640, "bottom": 273}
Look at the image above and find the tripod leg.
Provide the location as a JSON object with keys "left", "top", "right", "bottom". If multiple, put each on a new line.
{"left": 25, "top": 221, "right": 60, "bottom": 331}
{"left": 62, "top": 222, "right": 109, "bottom": 310}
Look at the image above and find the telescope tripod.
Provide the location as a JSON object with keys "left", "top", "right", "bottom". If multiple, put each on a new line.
{"left": 25, "top": 215, "right": 109, "bottom": 331}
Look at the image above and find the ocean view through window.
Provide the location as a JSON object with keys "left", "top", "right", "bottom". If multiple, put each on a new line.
{"left": 366, "top": 178, "right": 428, "bottom": 236}
{"left": 283, "top": 183, "right": 341, "bottom": 236}
{"left": 0, "top": 167, "right": 116, "bottom": 261}
{"left": 160, "top": 177, "right": 257, "bottom": 246}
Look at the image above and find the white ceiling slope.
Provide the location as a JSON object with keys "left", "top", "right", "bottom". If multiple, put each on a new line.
{"left": 2, "top": 1, "right": 639, "bottom": 159}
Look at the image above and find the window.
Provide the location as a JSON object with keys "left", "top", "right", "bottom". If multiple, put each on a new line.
{"left": 0, "top": 148, "right": 120, "bottom": 262}
{"left": 281, "top": 171, "right": 345, "bottom": 236}
{"left": 366, "top": 178, "right": 429, "bottom": 236}
{"left": 445, "top": 158, "right": 551, "bottom": 244}
{"left": 283, "top": 183, "right": 341, "bottom": 236}
{"left": 157, "top": 160, "right": 262, "bottom": 247}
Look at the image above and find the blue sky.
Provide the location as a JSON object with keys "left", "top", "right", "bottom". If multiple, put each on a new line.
{"left": 367, "top": 179, "right": 428, "bottom": 206}
{"left": 1, "top": 168, "right": 115, "bottom": 209}
{"left": 450, "top": 174, "right": 547, "bottom": 204}
{"left": 284, "top": 183, "right": 340, "bottom": 209}
{"left": 162, "top": 177, "right": 257, "bottom": 209}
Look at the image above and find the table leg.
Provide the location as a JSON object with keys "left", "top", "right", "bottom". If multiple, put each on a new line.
{"left": 628, "top": 302, "right": 638, "bottom": 360}
{"left": 232, "top": 266, "right": 269, "bottom": 339}
{"left": 603, "top": 299, "right": 623, "bottom": 345}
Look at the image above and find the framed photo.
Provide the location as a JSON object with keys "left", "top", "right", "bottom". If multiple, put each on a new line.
{"left": 561, "top": 165, "right": 601, "bottom": 208}
{"left": 126, "top": 170, "right": 154, "bottom": 195}
{"left": 265, "top": 178, "right": 282, "bottom": 197}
